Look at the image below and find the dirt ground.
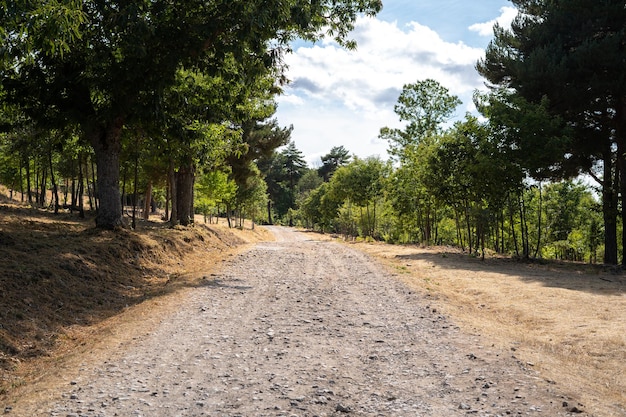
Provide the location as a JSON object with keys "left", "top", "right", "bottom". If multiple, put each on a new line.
{"left": 344, "top": 239, "right": 626, "bottom": 417}
{"left": 3, "top": 226, "right": 622, "bottom": 416}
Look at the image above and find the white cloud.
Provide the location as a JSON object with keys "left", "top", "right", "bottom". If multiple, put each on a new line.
{"left": 282, "top": 17, "right": 484, "bottom": 116}
{"left": 276, "top": 15, "right": 496, "bottom": 163}
{"left": 468, "top": 6, "right": 517, "bottom": 37}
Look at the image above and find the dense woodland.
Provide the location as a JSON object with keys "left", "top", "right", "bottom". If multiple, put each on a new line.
{"left": 0, "top": 1, "right": 625, "bottom": 264}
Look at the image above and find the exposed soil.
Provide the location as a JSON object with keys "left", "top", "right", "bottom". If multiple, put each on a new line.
{"left": 346, "top": 239, "right": 626, "bottom": 417}
{"left": 2, "top": 226, "right": 611, "bottom": 416}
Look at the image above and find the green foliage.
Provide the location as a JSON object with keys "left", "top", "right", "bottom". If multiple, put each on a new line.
{"left": 1, "top": 0, "right": 382, "bottom": 228}
{"left": 379, "top": 79, "right": 461, "bottom": 159}
{"left": 258, "top": 141, "right": 307, "bottom": 222}
{"left": 476, "top": 0, "right": 626, "bottom": 264}
{"left": 305, "top": 156, "right": 390, "bottom": 238}
{"left": 195, "top": 169, "right": 237, "bottom": 216}
{"left": 318, "top": 145, "right": 352, "bottom": 182}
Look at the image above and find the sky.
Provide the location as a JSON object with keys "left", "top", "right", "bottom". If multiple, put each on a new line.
{"left": 274, "top": 0, "right": 517, "bottom": 166}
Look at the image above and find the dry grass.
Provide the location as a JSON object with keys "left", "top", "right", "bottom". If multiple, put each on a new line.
{"left": 0, "top": 196, "right": 272, "bottom": 400}
{"left": 345, "top": 241, "right": 626, "bottom": 416}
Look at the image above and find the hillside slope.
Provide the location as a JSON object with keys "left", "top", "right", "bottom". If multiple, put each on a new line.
{"left": 0, "top": 201, "right": 270, "bottom": 397}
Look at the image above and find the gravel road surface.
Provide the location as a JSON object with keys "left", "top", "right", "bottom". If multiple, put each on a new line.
{"left": 10, "top": 226, "right": 584, "bottom": 416}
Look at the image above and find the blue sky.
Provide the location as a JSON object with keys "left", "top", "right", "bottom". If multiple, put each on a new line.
{"left": 274, "top": 1, "right": 517, "bottom": 166}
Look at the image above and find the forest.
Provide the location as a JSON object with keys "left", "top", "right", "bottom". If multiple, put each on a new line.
{"left": 1, "top": 1, "right": 625, "bottom": 264}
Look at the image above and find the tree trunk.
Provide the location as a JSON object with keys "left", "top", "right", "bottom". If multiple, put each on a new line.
{"left": 616, "top": 100, "right": 626, "bottom": 266}
{"left": 518, "top": 193, "right": 530, "bottom": 259}
{"left": 39, "top": 163, "right": 47, "bottom": 206}
{"left": 89, "top": 118, "right": 126, "bottom": 229}
{"left": 49, "top": 150, "right": 59, "bottom": 214}
{"left": 91, "top": 157, "right": 98, "bottom": 211}
{"left": 169, "top": 162, "right": 178, "bottom": 225}
{"left": 267, "top": 200, "right": 273, "bottom": 225}
{"left": 25, "top": 157, "right": 33, "bottom": 204}
{"left": 132, "top": 143, "right": 139, "bottom": 229}
{"left": 602, "top": 143, "right": 618, "bottom": 265}
{"left": 508, "top": 194, "right": 519, "bottom": 257}
{"left": 70, "top": 158, "right": 76, "bottom": 212}
{"left": 143, "top": 181, "right": 152, "bottom": 220}
{"left": 465, "top": 200, "right": 472, "bottom": 254}
{"left": 19, "top": 160, "right": 24, "bottom": 202}
{"left": 533, "top": 182, "right": 542, "bottom": 259}
{"left": 34, "top": 163, "right": 40, "bottom": 205}
{"left": 78, "top": 154, "right": 85, "bottom": 218}
{"left": 454, "top": 207, "right": 464, "bottom": 251}
{"left": 165, "top": 174, "right": 170, "bottom": 222}
{"left": 85, "top": 156, "right": 94, "bottom": 212}
{"left": 63, "top": 178, "right": 69, "bottom": 206}
{"left": 120, "top": 164, "right": 127, "bottom": 216}
{"left": 175, "top": 161, "right": 195, "bottom": 226}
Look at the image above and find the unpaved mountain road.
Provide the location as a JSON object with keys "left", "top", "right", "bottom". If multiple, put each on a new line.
{"left": 8, "top": 226, "right": 586, "bottom": 416}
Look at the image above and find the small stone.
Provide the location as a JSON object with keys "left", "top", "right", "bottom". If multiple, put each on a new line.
{"left": 336, "top": 403, "right": 352, "bottom": 413}
{"left": 459, "top": 403, "right": 471, "bottom": 410}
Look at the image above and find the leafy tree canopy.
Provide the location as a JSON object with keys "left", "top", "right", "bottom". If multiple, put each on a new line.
{"left": 379, "top": 79, "right": 461, "bottom": 160}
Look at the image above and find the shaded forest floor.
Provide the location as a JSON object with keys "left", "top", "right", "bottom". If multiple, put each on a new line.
{"left": 0, "top": 196, "right": 271, "bottom": 398}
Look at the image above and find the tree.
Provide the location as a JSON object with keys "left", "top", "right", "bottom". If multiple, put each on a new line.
{"left": 318, "top": 145, "right": 351, "bottom": 182}
{"left": 418, "top": 115, "right": 524, "bottom": 257}
{"left": 327, "top": 156, "right": 390, "bottom": 238}
{"left": 379, "top": 79, "right": 461, "bottom": 160}
{"left": 233, "top": 163, "right": 268, "bottom": 229}
{"left": 195, "top": 169, "right": 237, "bottom": 224}
{"left": 1, "top": 0, "right": 382, "bottom": 229}
{"left": 227, "top": 116, "right": 293, "bottom": 225}
{"left": 155, "top": 68, "right": 248, "bottom": 226}
{"left": 258, "top": 141, "right": 308, "bottom": 224}
{"left": 282, "top": 141, "right": 308, "bottom": 209}
{"left": 377, "top": 79, "right": 461, "bottom": 243}
{"left": 476, "top": 0, "right": 626, "bottom": 264}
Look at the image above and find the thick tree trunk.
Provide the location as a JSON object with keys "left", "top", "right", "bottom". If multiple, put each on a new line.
{"left": 89, "top": 118, "right": 126, "bottom": 229}
{"left": 175, "top": 161, "right": 195, "bottom": 226}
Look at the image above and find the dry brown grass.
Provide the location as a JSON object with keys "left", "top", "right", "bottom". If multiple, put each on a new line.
{"left": 0, "top": 197, "right": 272, "bottom": 400}
{"left": 344, "top": 241, "right": 626, "bottom": 416}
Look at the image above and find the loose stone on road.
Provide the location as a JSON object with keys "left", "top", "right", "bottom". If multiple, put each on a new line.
{"left": 14, "top": 227, "right": 583, "bottom": 416}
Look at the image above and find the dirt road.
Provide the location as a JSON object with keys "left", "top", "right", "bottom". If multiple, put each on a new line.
{"left": 8, "top": 227, "right": 585, "bottom": 416}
